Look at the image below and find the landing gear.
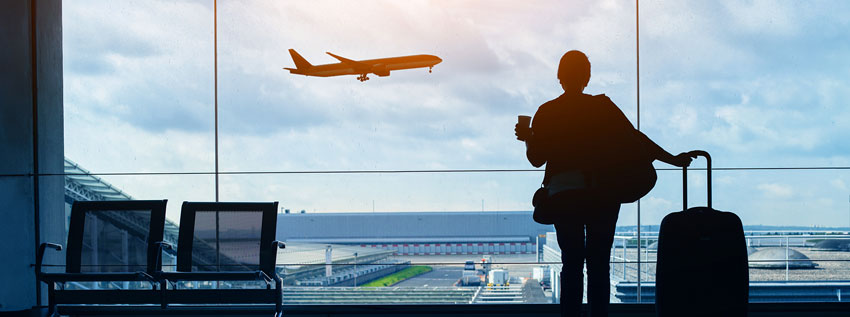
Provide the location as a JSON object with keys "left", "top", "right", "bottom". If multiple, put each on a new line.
{"left": 357, "top": 74, "right": 370, "bottom": 82}
{"left": 429, "top": 66, "right": 433, "bottom": 73}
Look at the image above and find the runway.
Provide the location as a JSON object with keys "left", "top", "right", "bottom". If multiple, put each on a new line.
{"left": 393, "top": 266, "right": 463, "bottom": 287}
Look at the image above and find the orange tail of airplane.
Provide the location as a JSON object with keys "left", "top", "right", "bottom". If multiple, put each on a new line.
{"left": 285, "top": 49, "right": 312, "bottom": 73}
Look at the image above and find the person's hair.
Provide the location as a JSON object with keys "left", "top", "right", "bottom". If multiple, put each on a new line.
{"left": 557, "top": 50, "right": 591, "bottom": 89}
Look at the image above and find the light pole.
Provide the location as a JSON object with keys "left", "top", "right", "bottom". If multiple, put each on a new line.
{"left": 354, "top": 252, "right": 358, "bottom": 287}
{"left": 536, "top": 235, "right": 540, "bottom": 263}
{"left": 325, "top": 245, "right": 332, "bottom": 285}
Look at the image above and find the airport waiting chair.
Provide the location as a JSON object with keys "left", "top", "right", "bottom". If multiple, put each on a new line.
{"left": 37, "top": 200, "right": 169, "bottom": 315}
{"left": 158, "top": 201, "right": 285, "bottom": 316}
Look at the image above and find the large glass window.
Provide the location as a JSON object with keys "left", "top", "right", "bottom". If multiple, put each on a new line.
{"left": 57, "top": 0, "right": 850, "bottom": 305}
{"left": 63, "top": 0, "right": 216, "bottom": 222}
{"left": 634, "top": 0, "right": 850, "bottom": 303}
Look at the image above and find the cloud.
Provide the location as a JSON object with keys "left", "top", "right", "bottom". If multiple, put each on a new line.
{"left": 668, "top": 104, "right": 698, "bottom": 135}
{"left": 63, "top": 0, "right": 216, "bottom": 134}
{"left": 830, "top": 178, "right": 847, "bottom": 191}
{"left": 61, "top": 0, "right": 850, "bottom": 226}
{"left": 643, "top": 196, "right": 674, "bottom": 211}
{"left": 721, "top": 0, "right": 800, "bottom": 36}
{"left": 757, "top": 183, "right": 794, "bottom": 199}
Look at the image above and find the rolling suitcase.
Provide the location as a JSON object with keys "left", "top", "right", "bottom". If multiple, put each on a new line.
{"left": 655, "top": 150, "right": 749, "bottom": 317}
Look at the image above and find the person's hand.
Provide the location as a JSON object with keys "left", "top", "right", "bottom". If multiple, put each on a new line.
{"left": 515, "top": 124, "right": 532, "bottom": 141}
{"left": 671, "top": 152, "right": 695, "bottom": 167}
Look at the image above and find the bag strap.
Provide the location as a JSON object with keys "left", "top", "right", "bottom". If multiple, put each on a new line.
{"left": 540, "top": 172, "right": 549, "bottom": 188}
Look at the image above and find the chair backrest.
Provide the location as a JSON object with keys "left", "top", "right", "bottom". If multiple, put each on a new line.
{"left": 176, "top": 202, "right": 279, "bottom": 277}
{"left": 66, "top": 200, "right": 168, "bottom": 273}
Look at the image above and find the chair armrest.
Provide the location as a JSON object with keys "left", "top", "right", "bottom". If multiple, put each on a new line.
{"left": 257, "top": 270, "right": 273, "bottom": 285}
{"left": 36, "top": 243, "right": 63, "bottom": 277}
{"left": 153, "top": 241, "right": 173, "bottom": 272}
{"left": 154, "top": 241, "right": 173, "bottom": 252}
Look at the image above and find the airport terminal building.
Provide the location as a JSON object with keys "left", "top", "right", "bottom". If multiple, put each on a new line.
{"left": 276, "top": 211, "right": 553, "bottom": 255}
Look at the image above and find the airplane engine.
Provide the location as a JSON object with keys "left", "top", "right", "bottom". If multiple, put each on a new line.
{"left": 371, "top": 64, "right": 390, "bottom": 77}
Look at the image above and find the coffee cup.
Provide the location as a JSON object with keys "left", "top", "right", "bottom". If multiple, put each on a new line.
{"left": 517, "top": 115, "right": 531, "bottom": 128}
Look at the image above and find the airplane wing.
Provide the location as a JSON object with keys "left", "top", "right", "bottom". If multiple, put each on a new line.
{"left": 326, "top": 52, "right": 369, "bottom": 70}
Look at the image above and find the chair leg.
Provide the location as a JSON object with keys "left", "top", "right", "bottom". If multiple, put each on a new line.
{"left": 159, "top": 280, "right": 168, "bottom": 309}
{"left": 47, "top": 282, "right": 56, "bottom": 316}
{"left": 275, "top": 278, "right": 283, "bottom": 316}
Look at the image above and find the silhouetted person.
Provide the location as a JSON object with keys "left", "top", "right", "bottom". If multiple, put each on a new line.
{"left": 515, "top": 50, "right": 692, "bottom": 317}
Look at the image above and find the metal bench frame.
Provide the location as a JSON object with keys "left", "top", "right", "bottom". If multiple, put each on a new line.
{"left": 37, "top": 199, "right": 169, "bottom": 315}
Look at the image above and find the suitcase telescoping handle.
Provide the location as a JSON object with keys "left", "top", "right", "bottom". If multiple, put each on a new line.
{"left": 683, "top": 150, "right": 711, "bottom": 210}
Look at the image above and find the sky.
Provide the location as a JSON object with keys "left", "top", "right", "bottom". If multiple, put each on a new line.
{"left": 62, "top": 0, "right": 850, "bottom": 228}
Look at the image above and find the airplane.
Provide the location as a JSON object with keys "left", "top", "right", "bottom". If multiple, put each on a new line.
{"left": 284, "top": 49, "right": 442, "bottom": 82}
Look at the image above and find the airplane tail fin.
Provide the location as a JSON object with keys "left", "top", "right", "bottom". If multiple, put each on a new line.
{"left": 289, "top": 49, "right": 313, "bottom": 70}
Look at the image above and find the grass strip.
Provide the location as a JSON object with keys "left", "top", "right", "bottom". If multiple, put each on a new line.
{"left": 360, "top": 266, "right": 433, "bottom": 287}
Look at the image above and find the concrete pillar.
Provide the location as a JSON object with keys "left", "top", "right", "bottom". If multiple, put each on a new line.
{"left": 0, "top": 0, "right": 64, "bottom": 312}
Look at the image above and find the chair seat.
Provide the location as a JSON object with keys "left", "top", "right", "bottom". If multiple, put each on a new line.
{"left": 54, "top": 289, "right": 162, "bottom": 305}
{"left": 58, "top": 303, "right": 279, "bottom": 316}
{"left": 165, "top": 289, "right": 280, "bottom": 304}
{"left": 159, "top": 271, "right": 270, "bottom": 282}
{"left": 40, "top": 272, "right": 156, "bottom": 283}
